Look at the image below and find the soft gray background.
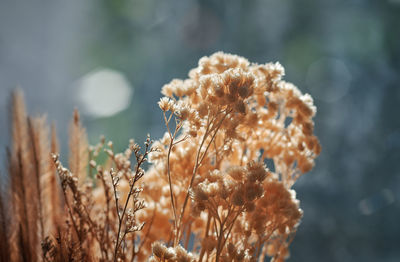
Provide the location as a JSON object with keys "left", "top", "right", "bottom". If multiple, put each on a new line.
{"left": 1, "top": 0, "right": 400, "bottom": 261}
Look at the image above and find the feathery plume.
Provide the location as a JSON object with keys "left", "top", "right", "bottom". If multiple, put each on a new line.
{"left": 69, "top": 109, "right": 89, "bottom": 187}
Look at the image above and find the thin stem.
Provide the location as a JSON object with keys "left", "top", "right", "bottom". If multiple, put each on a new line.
{"left": 175, "top": 110, "right": 230, "bottom": 244}
{"left": 99, "top": 170, "right": 112, "bottom": 258}
{"left": 215, "top": 219, "right": 226, "bottom": 262}
{"left": 199, "top": 213, "right": 211, "bottom": 262}
{"left": 136, "top": 208, "right": 156, "bottom": 260}
{"left": 164, "top": 112, "right": 179, "bottom": 242}
{"left": 184, "top": 223, "right": 191, "bottom": 250}
{"left": 113, "top": 145, "right": 149, "bottom": 262}
{"left": 176, "top": 111, "right": 230, "bottom": 245}
{"left": 220, "top": 207, "right": 244, "bottom": 252}
{"left": 110, "top": 170, "right": 121, "bottom": 222}
{"left": 255, "top": 239, "right": 263, "bottom": 259}
{"left": 174, "top": 119, "right": 210, "bottom": 246}
{"left": 62, "top": 190, "right": 81, "bottom": 243}
{"left": 198, "top": 113, "right": 229, "bottom": 167}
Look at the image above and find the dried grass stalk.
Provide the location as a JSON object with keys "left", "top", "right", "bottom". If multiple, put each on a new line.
{"left": 69, "top": 109, "right": 89, "bottom": 186}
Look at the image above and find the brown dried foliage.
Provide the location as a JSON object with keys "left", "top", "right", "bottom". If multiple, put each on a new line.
{"left": 0, "top": 52, "right": 320, "bottom": 262}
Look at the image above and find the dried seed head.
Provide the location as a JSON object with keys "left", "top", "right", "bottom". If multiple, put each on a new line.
{"left": 158, "top": 97, "right": 172, "bottom": 111}
{"left": 246, "top": 161, "right": 267, "bottom": 182}
{"left": 179, "top": 107, "right": 190, "bottom": 120}
{"left": 234, "top": 101, "right": 246, "bottom": 114}
{"left": 190, "top": 185, "right": 209, "bottom": 201}
{"left": 152, "top": 242, "right": 166, "bottom": 258}
{"left": 227, "top": 166, "right": 246, "bottom": 181}
{"left": 232, "top": 187, "right": 245, "bottom": 206}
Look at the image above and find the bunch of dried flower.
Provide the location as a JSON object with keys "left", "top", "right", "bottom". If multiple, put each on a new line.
{"left": 146, "top": 52, "right": 320, "bottom": 262}
{"left": 0, "top": 52, "right": 320, "bottom": 262}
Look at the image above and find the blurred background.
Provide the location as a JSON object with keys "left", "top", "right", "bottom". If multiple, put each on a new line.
{"left": 1, "top": 0, "right": 399, "bottom": 261}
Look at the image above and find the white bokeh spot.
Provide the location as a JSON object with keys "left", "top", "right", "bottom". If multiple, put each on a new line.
{"left": 77, "top": 68, "right": 133, "bottom": 118}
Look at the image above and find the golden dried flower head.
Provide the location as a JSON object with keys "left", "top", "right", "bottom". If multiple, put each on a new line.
{"left": 158, "top": 97, "right": 173, "bottom": 112}
{"left": 227, "top": 166, "right": 246, "bottom": 181}
{"left": 152, "top": 242, "right": 166, "bottom": 258}
{"left": 246, "top": 161, "right": 268, "bottom": 182}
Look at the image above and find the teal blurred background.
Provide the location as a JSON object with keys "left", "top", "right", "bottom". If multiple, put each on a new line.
{"left": 1, "top": 0, "right": 400, "bottom": 261}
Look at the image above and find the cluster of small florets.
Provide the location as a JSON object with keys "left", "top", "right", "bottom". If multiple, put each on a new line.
{"left": 143, "top": 52, "right": 320, "bottom": 261}
{"left": 236, "top": 181, "right": 303, "bottom": 261}
{"left": 190, "top": 161, "right": 267, "bottom": 216}
{"left": 52, "top": 154, "right": 76, "bottom": 190}
{"left": 157, "top": 53, "right": 320, "bottom": 174}
{"left": 197, "top": 68, "right": 255, "bottom": 112}
{"left": 150, "top": 242, "right": 196, "bottom": 262}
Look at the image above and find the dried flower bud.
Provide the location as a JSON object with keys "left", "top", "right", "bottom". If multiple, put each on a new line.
{"left": 238, "top": 85, "right": 249, "bottom": 98}
{"left": 227, "top": 166, "right": 245, "bottom": 181}
{"left": 174, "top": 245, "right": 195, "bottom": 262}
{"left": 159, "top": 248, "right": 172, "bottom": 260}
{"left": 197, "top": 103, "right": 208, "bottom": 117}
{"left": 152, "top": 242, "right": 167, "bottom": 258}
{"left": 89, "top": 160, "right": 96, "bottom": 168}
{"left": 246, "top": 161, "right": 267, "bottom": 182}
{"left": 189, "top": 129, "right": 197, "bottom": 137}
{"left": 234, "top": 101, "right": 246, "bottom": 114}
{"left": 179, "top": 107, "right": 190, "bottom": 120}
{"left": 158, "top": 97, "right": 171, "bottom": 112}
{"left": 190, "top": 185, "right": 209, "bottom": 201}
{"left": 245, "top": 183, "right": 263, "bottom": 201}
{"left": 244, "top": 201, "right": 255, "bottom": 212}
{"left": 232, "top": 187, "right": 245, "bottom": 206}
{"left": 298, "top": 156, "right": 313, "bottom": 173}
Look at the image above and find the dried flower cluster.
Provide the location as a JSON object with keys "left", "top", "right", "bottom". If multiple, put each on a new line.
{"left": 0, "top": 52, "right": 320, "bottom": 262}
